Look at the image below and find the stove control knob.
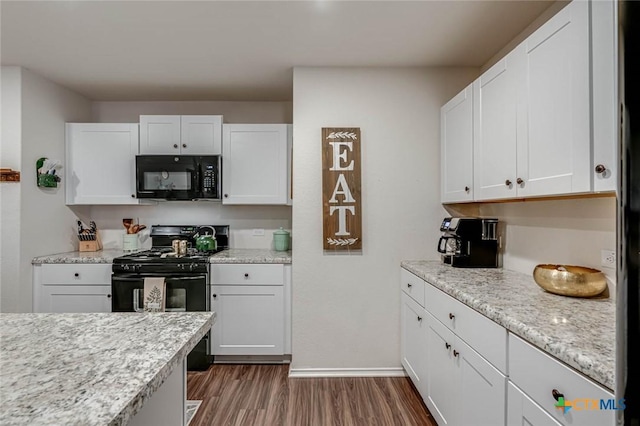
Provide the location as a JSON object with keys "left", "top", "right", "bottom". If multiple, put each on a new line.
{"left": 189, "top": 264, "right": 195, "bottom": 271}
{"left": 123, "top": 264, "right": 130, "bottom": 271}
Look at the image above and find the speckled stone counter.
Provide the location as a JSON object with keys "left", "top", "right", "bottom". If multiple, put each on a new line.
{"left": 209, "top": 248, "right": 291, "bottom": 264}
{"left": 401, "top": 260, "right": 615, "bottom": 390}
{"left": 32, "top": 249, "right": 136, "bottom": 264}
{"left": 0, "top": 312, "right": 215, "bottom": 426}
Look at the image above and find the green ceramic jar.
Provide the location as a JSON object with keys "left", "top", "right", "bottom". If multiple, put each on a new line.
{"left": 273, "top": 228, "right": 290, "bottom": 251}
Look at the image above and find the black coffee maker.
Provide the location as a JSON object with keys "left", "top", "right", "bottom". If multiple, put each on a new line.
{"left": 437, "top": 217, "right": 499, "bottom": 268}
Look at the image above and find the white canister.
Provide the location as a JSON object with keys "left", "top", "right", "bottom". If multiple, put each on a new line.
{"left": 123, "top": 234, "right": 138, "bottom": 251}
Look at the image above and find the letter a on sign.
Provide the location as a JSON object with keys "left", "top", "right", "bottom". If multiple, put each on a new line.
{"left": 322, "top": 128, "right": 362, "bottom": 250}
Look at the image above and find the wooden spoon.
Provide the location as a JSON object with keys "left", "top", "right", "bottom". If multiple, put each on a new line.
{"left": 123, "top": 219, "right": 133, "bottom": 234}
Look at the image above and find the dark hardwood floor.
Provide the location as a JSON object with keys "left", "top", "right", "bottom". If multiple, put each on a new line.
{"left": 187, "top": 364, "right": 437, "bottom": 426}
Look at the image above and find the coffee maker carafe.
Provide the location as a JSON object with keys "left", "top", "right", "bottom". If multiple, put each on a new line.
{"left": 438, "top": 217, "right": 499, "bottom": 268}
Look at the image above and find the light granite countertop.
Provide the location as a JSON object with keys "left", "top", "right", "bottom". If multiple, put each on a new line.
{"left": 32, "top": 248, "right": 292, "bottom": 265}
{"left": 0, "top": 312, "right": 215, "bottom": 426}
{"left": 401, "top": 260, "right": 615, "bottom": 391}
{"left": 209, "top": 248, "right": 291, "bottom": 264}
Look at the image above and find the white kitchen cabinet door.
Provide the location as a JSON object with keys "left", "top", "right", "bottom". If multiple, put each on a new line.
{"left": 211, "top": 285, "right": 284, "bottom": 356}
{"left": 426, "top": 314, "right": 457, "bottom": 426}
{"left": 139, "top": 115, "right": 181, "bottom": 154}
{"left": 473, "top": 49, "right": 520, "bottom": 201}
{"left": 456, "top": 338, "right": 506, "bottom": 426}
{"left": 516, "top": 0, "right": 590, "bottom": 197}
{"left": 39, "top": 285, "right": 112, "bottom": 313}
{"left": 180, "top": 115, "right": 222, "bottom": 155}
{"left": 591, "top": 0, "right": 618, "bottom": 193}
{"left": 222, "top": 124, "right": 290, "bottom": 205}
{"left": 441, "top": 84, "right": 474, "bottom": 203}
{"left": 65, "top": 123, "right": 139, "bottom": 205}
{"left": 508, "top": 382, "right": 562, "bottom": 426}
{"left": 401, "top": 293, "right": 428, "bottom": 399}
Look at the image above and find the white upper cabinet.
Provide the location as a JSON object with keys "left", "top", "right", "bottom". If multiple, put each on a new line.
{"left": 516, "top": 0, "right": 590, "bottom": 197}
{"left": 65, "top": 123, "right": 140, "bottom": 205}
{"left": 592, "top": 0, "right": 618, "bottom": 193}
{"left": 441, "top": 84, "right": 474, "bottom": 203}
{"left": 139, "top": 115, "right": 222, "bottom": 155}
{"left": 222, "top": 124, "right": 291, "bottom": 205}
{"left": 473, "top": 49, "right": 520, "bottom": 201}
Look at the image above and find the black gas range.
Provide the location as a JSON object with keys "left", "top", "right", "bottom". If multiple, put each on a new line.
{"left": 111, "top": 225, "right": 229, "bottom": 370}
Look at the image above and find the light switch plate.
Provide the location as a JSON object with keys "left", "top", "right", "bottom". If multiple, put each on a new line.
{"left": 252, "top": 228, "right": 265, "bottom": 236}
{"left": 601, "top": 249, "right": 616, "bottom": 268}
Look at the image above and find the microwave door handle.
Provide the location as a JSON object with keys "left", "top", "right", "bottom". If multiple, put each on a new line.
{"left": 437, "top": 236, "right": 448, "bottom": 254}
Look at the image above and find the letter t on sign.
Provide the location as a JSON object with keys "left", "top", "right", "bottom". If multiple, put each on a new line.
{"left": 322, "top": 128, "right": 362, "bottom": 250}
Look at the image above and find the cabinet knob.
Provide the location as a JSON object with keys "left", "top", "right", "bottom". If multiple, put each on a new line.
{"left": 552, "top": 389, "right": 564, "bottom": 401}
{"left": 244, "top": 273, "right": 249, "bottom": 278}
{"left": 182, "top": 144, "right": 187, "bottom": 148}
{"left": 505, "top": 179, "right": 512, "bottom": 187}
{"left": 407, "top": 283, "right": 412, "bottom": 288}
{"left": 453, "top": 350, "right": 459, "bottom": 357}
{"left": 131, "top": 194, "right": 135, "bottom": 198}
{"left": 74, "top": 273, "right": 79, "bottom": 278}
{"left": 224, "top": 194, "right": 229, "bottom": 198}
{"left": 107, "top": 294, "right": 112, "bottom": 298}
{"left": 417, "top": 316, "right": 422, "bottom": 322}
{"left": 595, "top": 164, "right": 606, "bottom": 174}
{"left": 445, "top": 342, "right": 451, "bottom": 350}
{"left": 464, "top": 186, "right": 470, "bottom": 192}
{"left": 516, "top": 178, "right": 524, "bottom": 185}
{"left": 448, "top": 313, "right": 455, "bottom": 320}
{"left": 213, "top": 294, "right": 217, "bottom": 299}
{"left": 173, "top": 144, "right": 179, "bottom": 149}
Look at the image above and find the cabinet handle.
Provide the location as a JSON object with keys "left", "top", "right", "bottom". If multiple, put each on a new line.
{"left": 213, "top": 294, "right": 217, "bottom": 299}
{"left": 464, "top": 186, "right": 470, "bottom": 192}
{"left": 107, "top": 294, "right": 112, "bottom": 298}
{"left": 595, "top": 164, "right": 606, "bottom": 174}
{"left": 224, "top": 194, "right": 229, "bottom": 198}
{"left": 417, "top": 316, "right": 422, "bottom": 322}
{"left": 552, "top": 389, "right": 564, "bottom": 401}
{"left": 173, "top": 144, "right": 178, "bottom": 149}
{"left": 407, "top": 283, "right": 412, "bottom": 288}
{"left": 505, "top": 179, "right": 512, "bottom": 187}
{"left": 74, "top": 273, "right": 79, "bottom": 278}
{"left": 453, "top": 350, "right": 459, "bottom": 357}
{"left": 182, "top": 144, "right": 187, "bottom": 148}
{"left": 244, "top": 273, "right": 249, "bottom": 278}
{"left": 516, "top": 178, "right": 524, "bottom": 185}
{"left": 131, "top": 194, "right": 135, "bottom": 198}
{"left": 448, "top": 313, "right": 455, "bottom": 320}
{"left": 445, "top": 342, "right": 451, "bottom": 349}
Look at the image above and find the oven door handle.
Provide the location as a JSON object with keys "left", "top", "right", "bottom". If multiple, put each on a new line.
{"left": 113, "top": 274, "right": 207, "bottom": 280}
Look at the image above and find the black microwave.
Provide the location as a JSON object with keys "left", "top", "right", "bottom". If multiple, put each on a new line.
{"left": 136, "top": 155, "right": 220, "bottom": 200}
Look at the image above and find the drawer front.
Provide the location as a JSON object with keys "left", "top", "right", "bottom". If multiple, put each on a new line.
{"left": 425, "top": 283, "right": 507, "bottom": 373}
{"left": 509, "top": 333, "right": 616, "bottom": 426}
{"left": 400, "top": 268, "right": 425, "bottom": 307}
{"left": 211, "top": 264, "right": 284, "bottom": 285}
{"left": 40, "top": 264, "right": 112, "bottom": 285}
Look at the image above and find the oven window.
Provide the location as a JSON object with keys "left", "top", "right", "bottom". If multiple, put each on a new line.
{"left": 143, "top": 171, "right": 192, "bottom": 191}
{"left": 166, "top": 288, "right": 186, "bottom": 312}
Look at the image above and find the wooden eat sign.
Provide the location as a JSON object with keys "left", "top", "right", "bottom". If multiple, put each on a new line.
{"left": 322, "top": 127, "right": 362, "bottom": 250}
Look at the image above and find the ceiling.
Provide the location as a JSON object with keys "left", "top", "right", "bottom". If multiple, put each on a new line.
{"left": 0, "top": 1, "right": 555, "bottom": 102}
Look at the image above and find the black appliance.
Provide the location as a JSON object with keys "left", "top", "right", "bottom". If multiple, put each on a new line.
{"left": 111, "top": 225, "right": 229, "bottom": 370}
{"left": 437, "top": 217, "right": 499, "bottom": 268}
{"left": 618, "top": 2, "right": 640, "bottom": 424}
{"left": 136, "top": 155, "right": 220, "bottom": 200}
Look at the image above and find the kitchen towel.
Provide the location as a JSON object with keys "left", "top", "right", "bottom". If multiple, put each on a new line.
{"left": 143, "top": 277, "right": 166, "bottom": 312}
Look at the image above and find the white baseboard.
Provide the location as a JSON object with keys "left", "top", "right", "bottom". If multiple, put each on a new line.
{"left": 288, "top": 367, "right": 407, "bottom": 378}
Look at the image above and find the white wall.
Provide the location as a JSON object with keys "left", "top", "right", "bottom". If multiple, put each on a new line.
{"left": 291, "top": 67, "right": 479, "bottom": 371}
{"left": 7, "top": 68, "right": 92, "bottom": 312}
{"left": 92, "top": 101, "right": 292, "bottom": 124}
{"left": 0, "top": 66, "right": 23, "bottom": 312}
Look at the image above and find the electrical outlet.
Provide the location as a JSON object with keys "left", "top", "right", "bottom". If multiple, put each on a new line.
{"left": 252, "top": 228, "right": 265, "bottom": 236}
{"left": 601, "top": 250, "right": 616, "bottom": 268}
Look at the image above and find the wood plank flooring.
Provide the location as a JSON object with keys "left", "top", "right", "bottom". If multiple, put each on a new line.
{"left": 187, "top": 364, "right": 437, "bottom": 426}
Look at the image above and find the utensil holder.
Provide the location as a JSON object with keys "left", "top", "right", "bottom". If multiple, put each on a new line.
{"left": 123, "top": 234, "right": 139, "bottom": 251}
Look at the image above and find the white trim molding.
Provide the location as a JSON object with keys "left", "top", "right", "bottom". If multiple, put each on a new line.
{"left": 288, "top": 367, "right": 407, "bottom": 378}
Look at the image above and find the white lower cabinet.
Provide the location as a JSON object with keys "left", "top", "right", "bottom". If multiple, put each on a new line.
{"left": 401, "top": 292, "right": 428, "bottom": 397}
{"left": 33, "top": 264, "right": 113, "bottom": 313}
{"left": 508, "top": 382, "right": 562, "bottom": 426}
{"left": 210, "top": 264, "right": 290, "bottom": 358}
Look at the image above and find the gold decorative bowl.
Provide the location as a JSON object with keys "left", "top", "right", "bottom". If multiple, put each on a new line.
{"left": 533, "top": 264, "right": 608, "bottom": 298}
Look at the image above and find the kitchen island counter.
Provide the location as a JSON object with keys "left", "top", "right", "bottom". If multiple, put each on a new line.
{"left": 209, "top": 248, "right": 291, "bottom": 264}
{"left": 0, "top": 312, "right": 214, "bottom": 426}
{"left": 401, "top": 260, "right": 615, "bottom": 390}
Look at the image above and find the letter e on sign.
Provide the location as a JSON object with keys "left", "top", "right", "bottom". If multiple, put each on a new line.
{"left": 322, "top": 128, "right": 362, "bottom": 250}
